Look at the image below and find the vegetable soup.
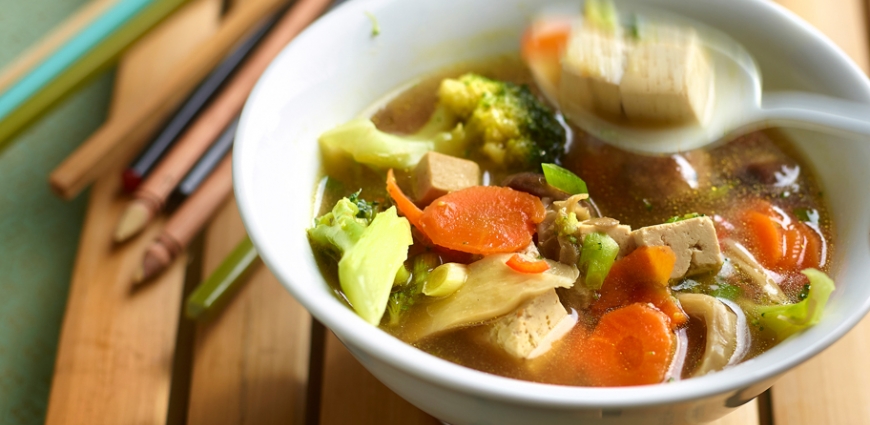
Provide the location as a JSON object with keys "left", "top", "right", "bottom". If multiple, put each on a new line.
{"left": 307, "top": 4, "right": 835, "bottom": 387}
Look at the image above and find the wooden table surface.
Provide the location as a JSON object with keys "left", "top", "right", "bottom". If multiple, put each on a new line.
{"left": 38, "top": 0, "right": 870, "bottom": 424}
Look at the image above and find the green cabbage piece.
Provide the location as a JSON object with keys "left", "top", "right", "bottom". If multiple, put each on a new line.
{"left": 753, "top": 269, "right": 835, "bottom": 340}
{"left": 308, "top": 197, "right": 412, "bottom": 325}
{"left": 338, "top": 207, "right": 413, "bottom": 325}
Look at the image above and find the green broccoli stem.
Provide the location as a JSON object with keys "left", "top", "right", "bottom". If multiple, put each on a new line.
{"left": 385, "top": 253, "right": 442, "bottom": 326}
{"left": 414, "top": 104, "right": 459, "bottom": 138}
{"left": 412, "top": 253, "right": 442, "bottom": 286}
{"left": 394, "top": 264, "right": 412, "bottom": 286}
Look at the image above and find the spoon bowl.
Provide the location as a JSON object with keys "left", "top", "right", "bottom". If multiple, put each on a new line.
{"left": 533, "top": 2, "right": 870, "bottom": 154}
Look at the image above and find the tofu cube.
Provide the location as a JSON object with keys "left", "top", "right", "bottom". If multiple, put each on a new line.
{"left": 576, "top": 217, "right": 633, "bottom": 258}
{"left": 560, "top": 24, "right": 627, "bottom": 119}
{"left": 619, "top": 28, "right": 713, "bottom": 124}
{"left": 490, "top": 289, "right": 569, "bottom": 359}
{"left": 413, "top": 152, "right": 480, "bottom": 205}
{"left": 630, "top": 216, "right": 723, "bottom": 279}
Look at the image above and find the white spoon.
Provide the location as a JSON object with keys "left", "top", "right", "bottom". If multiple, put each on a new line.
{"left": 536, "top": 5, "right": 870, "bottom": 154}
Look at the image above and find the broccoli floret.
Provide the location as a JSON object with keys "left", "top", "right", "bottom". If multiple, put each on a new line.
{"left": 319, "top": 73, "right": 566, "bottom": 171}
{"left": 555, "top": 211, "right": 580, "bottom": 237}
{"left": 307, "top": 197, "right": 370, "bottom": 262}
{"left": 308, "top": 193, "right": 413, "bottom": 325}
{"left": 457, "top": 75, "right": 567, "bottom": 169}
{"left": 438, "top": 74, "right": 504, "bottom": 118}
{"left": 385, "top": 253, "right": 441, "bottom": 326}
{"left": 348, "top": 189, "right": 379, "bottom": 223}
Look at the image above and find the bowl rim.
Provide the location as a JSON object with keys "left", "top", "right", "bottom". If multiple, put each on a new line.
{"left": 235, "top": 0, "right": 870, "bottom": 410}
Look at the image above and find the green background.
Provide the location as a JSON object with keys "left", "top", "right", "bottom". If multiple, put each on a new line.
{"left": 0, "top": 0, "right": 114, "bottom": 423}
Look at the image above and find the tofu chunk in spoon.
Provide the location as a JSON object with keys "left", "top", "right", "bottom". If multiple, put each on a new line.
{"left": 560, "top": 23, "right": 627, "bottom": 118}
{"left": 620, "top": 28, "right": 714, "bottom": 124}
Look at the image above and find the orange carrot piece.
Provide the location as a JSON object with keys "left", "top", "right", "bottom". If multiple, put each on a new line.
{"left": 739, "top": 201, "right": 823, "bottom": 273}
{"left": 386, "top": 169, "right": 423, "bottom": 228}
{"left": 743, "top": 210, "right": 783, "bottom": 269}
{"left": 418, "top": 186, "right": 546, "bottom": 255}
{"left": 521, "top": 18, "right": 572, "bottom": 61}
{"left": 591, "top": 246, "right": 687, "bottom": 328}
{"left": 506, "top": 254, "right": 550, "bottom": 274}
{"left": 387, "top": 172, "right": 546, "bottom": 255}
{"left": 579, "top": 303, "right": 675, "bottom": 387}
{"left": 800, "top": 224, "right": 822, "bottom": 269}
{"left": 782, "top": 222, "right": 822, "bottom": 270}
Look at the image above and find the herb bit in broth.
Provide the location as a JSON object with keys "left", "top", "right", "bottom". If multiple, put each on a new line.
{"left": 306, "top": 6, "right": 836, "bottom": 388}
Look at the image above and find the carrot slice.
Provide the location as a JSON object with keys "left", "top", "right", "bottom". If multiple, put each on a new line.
{"left": 782, "top": 222, "right": 822, "bottom": 270}
{"left": 506, "top": 254, "right": 550, "bottom": 274}
{"left": 739, "top": 201, "right": 823, "bottom": 273}
{"left": 521, "top": 18, "right": 572, "bottom": 62}
{"left": 799, "top": 224, "right": 822, "bottom": 269}
{"left": 386, "top": 169, "right": 423, "bottom": 228}
{"left": 579, "top": 303, "right": 675, "bottom": 387}
{"left": 386, "top": 174, "right": 546, "bottom": 255}
{"left": 418, "top": 186, "right": 546, "bottom": 255}
{"left": 521, "top": 18, "right": 571, "bottom": 99}
{"left": 743, "top": 210, "right": 783, "bottom": 269}
{"left": 591, "top": 246, "right": 687, "bottom": 328}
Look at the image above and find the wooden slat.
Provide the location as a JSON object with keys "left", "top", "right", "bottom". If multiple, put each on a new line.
{"left": 109, "top": 0, "right": 222, "bottom": 119}
{"left": 319, "top": 331, "right": 441, "bottom": 425}
{"left": 44, "top": 170, "right": 187, "bottom": 425}
{"left": 43, "top": 2, "right": 221, "bottom": 424}
{"left": 712, "top": 400, "right": 761, "bottom": 425}
{"left": 186, "top": 197, "right": 313, "bottom": 425}
{"left": 769, "top": 0, "right": 870, "bottom": 424}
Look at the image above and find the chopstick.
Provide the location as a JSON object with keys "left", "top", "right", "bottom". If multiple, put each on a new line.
{"left": 121, "top": 9, "right": 283, "bottom": 192}
{"left": 49, "top": 0, "right": 288, "bottom": 200}
{"left": 185, "top": 235, "right": 259, "bottom": 319}
{"left": 111, "top": 0, "right": 333, "bottom": 241}
{"left": 135, "top": 155, "right": 234, "bottom": 283}
{"left": 166, "top": 117, "right": 238, "bottom": 210}
{"left": 0, "top": 0, "right": 191, "bottom": 148}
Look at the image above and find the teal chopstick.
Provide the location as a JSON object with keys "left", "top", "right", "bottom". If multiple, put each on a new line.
{"left": 0, "top": 0, "right": 156, "bottom": 119}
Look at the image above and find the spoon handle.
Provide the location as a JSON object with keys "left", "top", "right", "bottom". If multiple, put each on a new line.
{"left": 758, "top": 92, "right": 870, "bottom": 138}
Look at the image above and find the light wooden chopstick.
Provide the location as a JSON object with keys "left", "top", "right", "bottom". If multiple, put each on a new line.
{"left": 0, "top": 0, "right": 120, "bottom": 95}
{"left": 49, "top": 0, "right": 288, "bottom": 200}
{"left": 0, "top": 0, "right": 191, "bottom": 149}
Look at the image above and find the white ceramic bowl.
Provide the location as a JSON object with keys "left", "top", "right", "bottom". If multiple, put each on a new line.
{"left": 234, "top": 0, "right": 870, "bottom": 423}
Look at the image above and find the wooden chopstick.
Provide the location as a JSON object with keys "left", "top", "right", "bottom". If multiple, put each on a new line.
{"left": 48, "top": 0, "right": 288, "bottom": 200}
{"left": 111, "top": 0, "right": 331, "bottom": 243}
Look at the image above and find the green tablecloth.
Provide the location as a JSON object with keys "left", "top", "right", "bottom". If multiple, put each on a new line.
{"left": 0, "top": 1, "right": 113, "bottom": 423}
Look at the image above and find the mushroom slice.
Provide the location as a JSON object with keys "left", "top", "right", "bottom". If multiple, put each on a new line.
{"left": 721, "top": 239, "right": 788, "bottom": 303}
{"left": 677, "top": 293, "right": 738, "bottom": 376}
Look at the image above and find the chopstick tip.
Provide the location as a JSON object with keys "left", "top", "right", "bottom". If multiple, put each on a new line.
{"left": 114, "top": 200, "right": 154, "bottom": 242}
